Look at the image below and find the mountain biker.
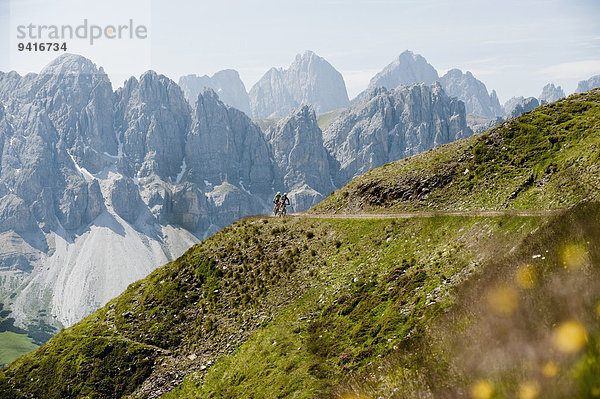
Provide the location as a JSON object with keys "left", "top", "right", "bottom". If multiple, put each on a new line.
{"left": 273, "top": 191, "right": 282, "bottom": 214}
{"left": 279, "top": 193, "right": 290, "bottom": 215}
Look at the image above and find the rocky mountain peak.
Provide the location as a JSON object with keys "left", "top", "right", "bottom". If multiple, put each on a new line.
{"left": 366, "top": 50, "right": 439, "bottom": 92}
{"left": 266, "top": 104, "right": 334, "bottom": 211}
{"left": 504, "top": 96, "right": 540, "bottom": 118}
{"left": 539, "top": 83, "right": 565, "bottom": 104}
{"left": 249, "top": 51, "right": 349, "bottom": 118}
{"left": 439, "top": 68, "right": 503, "bottom": 117}
{"left": 178, "top": 69, "right": 251, "bottom": 115}
{"left": 114, "top": 70, "right": 190, "bottom": 180}
{"left": 39, "top": 53, "right": 100, "bottom": 76}
{"left": 186, "top": 88, "right": 273, "bottom": 197}
{"left": 295, "top": 50, "right": 317, "bottom": 62}
{"left": 199, "top": 87, "right": 221, "bottom": 104}
{"left": 325, "top": 83, "right": 472, "bottom": 185}
{"left": 137, "top": 70, "right": 188, "bottom": 109}
{"left": 575, "top": 75, "right": 600, "bottom": 93}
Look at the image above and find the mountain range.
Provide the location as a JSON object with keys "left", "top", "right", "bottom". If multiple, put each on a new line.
{"left": 1, "top": 88, "right": 599, "bottom": 398}
{"left": 0, "top": 53, "right": 473, "bottom": 340}
{"left": 174, "top": 50, "right": 599, "bottom": 129}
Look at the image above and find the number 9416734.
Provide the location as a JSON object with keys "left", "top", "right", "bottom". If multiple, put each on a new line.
{"left": 18, "top": 42, "right": 67, "bottom": 51}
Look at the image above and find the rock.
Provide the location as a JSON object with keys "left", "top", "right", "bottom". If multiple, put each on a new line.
{"left": 110, "top": 177, "right": 143, "bottom": 223}
{"left": 186, "top": 89, "right": 273, "bottom": 198}
{"left": 86, "top": 180, "right": 105, "bottom": 222}
{"left": 439, "top": 69, "right": 503, "bottom": 117}
{"left": 36, "top": 54, "right": 118, "bottom": 173}
{"left": 114, "top": 71, "right": 190, "bottom": 180}
{"left": 0, "top": 194, "right": 38, "bottom": 233}
{"left": 538, "top": 83, "right": 565, "bottom": 104}
{"left": 205, "top": 182, "right": 263, "bottom": 228}
{"left": 504, "top": 96, "right": 540, "bottom": 118}
{"left": 287, "top": 184, "right": 326, "bottom": 212}
{"left": 353, "top": 50, "right": 438, "bottom": 102}
{"left": 0, "top": 231, "right": 41, "bottom": 272}
{"left": 575, "top": 75, "right": 600, "bottom": 93}
{"left": 467, "top": 114, "right": 504, "bottom": 134}
{"left": 265, "top": 105, "right": 334, "bottom": 210}
{"left": 179, "top": 70, "right": 251, "bottom": 115}
{"left": 249, "top": 51, "right": 349, "bottom": 118}
{"left": 169, "top": 183, "right": 211, "bottom": 232}
{"left": 324, "top": 83, "right": 472, "bottom": 186}
{"left": 30, "top": 188, "right": 56, "bottom": 232}
{"left": 56, "top": 176, "right": 105, "bottom": 230}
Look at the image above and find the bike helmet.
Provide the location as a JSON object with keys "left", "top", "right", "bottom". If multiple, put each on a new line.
{"left": 277, "top": 191, "right": 281, "bottom": 195}
{"left": 283, "top": 193, "right": 287, "bottom": 196}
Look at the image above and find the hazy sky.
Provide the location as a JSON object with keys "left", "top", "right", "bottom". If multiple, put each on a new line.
{"left": 1, "top": 0, "right": 599, "bottom": 103}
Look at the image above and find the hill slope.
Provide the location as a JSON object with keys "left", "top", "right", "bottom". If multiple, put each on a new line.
{"left": 1, "top": 90, "right": 600, "bottom": 398}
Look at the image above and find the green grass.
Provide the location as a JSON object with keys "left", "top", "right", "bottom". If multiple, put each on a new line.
{"left": 317, "top": 109, "right": 344, "bottom": 130}
{"left": 0, "top": 214, "right": 544, "bottom": 398}
{"left": 0, "top": 332, "right": 38, "bottom": 365}
{"left": 164, "top": 214, "right": 544, "bottom": 398}
{"left": 253, "top": 117, "right": 282, "bottom": 132}
{"left": 341, "top": 202, "right": 600, "bottom": 398}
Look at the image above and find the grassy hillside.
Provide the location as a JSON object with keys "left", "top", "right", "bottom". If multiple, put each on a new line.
{"left": 0, "top": 332, "right": 37, "bottom": 366}
{"left": 1, "top": 90, "right": 600, "bottom": 398}
{"left": 317, "top": 109, "right": 343, "bottom": 130}
{"left": 0, "top": 213, "right": 552, "bottom": 398}
{"left": 314, "top": 89, "right": 600, "bottom": 213}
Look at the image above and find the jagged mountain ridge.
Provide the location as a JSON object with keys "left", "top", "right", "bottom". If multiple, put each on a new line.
{"left": 539, "top": 83, "right": 565, "bottom": 103}
{"left": 355, "top": 51, "right": 504, "bottom": 119}
{"left": 178, "top": 70, "right": 251, "bottom": 116}
{"left": 439, "top": 68, "right": 503, "bottom": 117}
{"left": 249, "top": 50, "right": 350, "bottom": 118}
{"left": 0, "top": 55, "right": 277, "bottom": 331}
{"left": 324, "top": 82, "right": 473, "bottom": 187}
{"left": 264, "top": 105, "right": 335, "bottom": 210}
{"left": 503, "top": 96, "right": 540, "bottom": 118}
{"left": 316, "top": 89, "right": 600, "bottom": 213}
{"left": 576, "top": 74, "right": 600, "bottom": 93}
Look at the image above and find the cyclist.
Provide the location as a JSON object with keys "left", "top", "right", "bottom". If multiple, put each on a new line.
{"left": 273, "top": 191, "right": 282, "bottom": 215}
{"left": 278, "top": 193, "right": 291, "bottom": 216}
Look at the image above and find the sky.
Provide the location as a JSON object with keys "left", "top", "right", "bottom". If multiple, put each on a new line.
{"left": 1, "top": 0, "right": 599, "bottom": 103}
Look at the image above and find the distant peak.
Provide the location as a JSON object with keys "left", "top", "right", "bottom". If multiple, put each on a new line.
{"left": 139, "top": 70, "right": 177, "bottom": 87}
{"left": 444, "top": 68, "right": 463, "bottom": 76}
{"left": 294, "top": 50, "right": 328, "bottom": 66}
{"left": 41, "top": 53, "right": 98, "bottom": 75}
{"left": 212, "top": 69, "right": 241, "bottom": 79}
{"left": 542, "top": 82, "right": 562, "bottom": 90}
{"left": 140, "top": 70, "right": 159, "bottom": 80}
{"left": 201, "top": 87, "right": 222, "bottom": 102}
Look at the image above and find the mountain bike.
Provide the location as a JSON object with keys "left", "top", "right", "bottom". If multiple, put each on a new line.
{"left": 278, "top": 204, "right": 287, "bottom": 217}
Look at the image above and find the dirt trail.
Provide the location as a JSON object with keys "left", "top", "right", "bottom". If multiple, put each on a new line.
{"left": 286, "top": 209, "right": 565, "bottom": 219}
